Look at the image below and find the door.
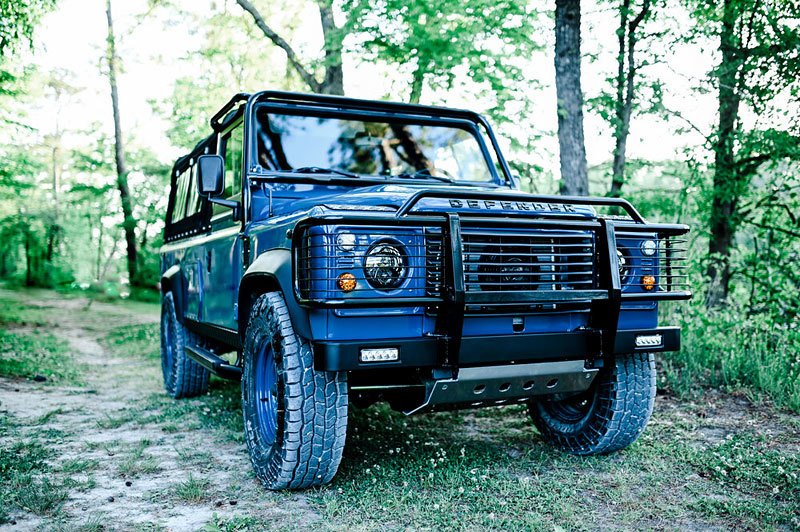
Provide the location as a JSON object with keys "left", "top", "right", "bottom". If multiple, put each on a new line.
{"left": 201, "top": 119, "right": 244, "bottom": 330}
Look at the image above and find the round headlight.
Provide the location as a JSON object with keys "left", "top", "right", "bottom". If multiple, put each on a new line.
{"left": 616, "top": 249, "right": 629, "bottom": 280}
{"left": 640, "top": 239, "right": 657, "bottom": 256}
{"left": 364, "top": 242, "right": 407, "bottom": 290}
{"left": 336, "top": 232, "right": 356, "bottom": 252}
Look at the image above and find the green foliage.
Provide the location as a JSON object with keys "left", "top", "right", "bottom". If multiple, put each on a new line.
{"left": 0, "top": 0, "right": 56, "bottom": 58}
{"left": 664, "top": 303, "right": 800, "bottom": 411}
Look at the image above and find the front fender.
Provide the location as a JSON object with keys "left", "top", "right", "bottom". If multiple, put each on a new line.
{"left": 238, "top": 248, "right": 312, "bottom": 340}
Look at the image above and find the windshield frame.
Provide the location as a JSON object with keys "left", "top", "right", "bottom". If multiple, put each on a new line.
{"left": 246, "top": 102, "right": 504, "bottom": 186}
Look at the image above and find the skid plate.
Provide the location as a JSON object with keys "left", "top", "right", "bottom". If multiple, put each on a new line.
{"left": 404, "top": 360, "right": 598, "bottom": 415}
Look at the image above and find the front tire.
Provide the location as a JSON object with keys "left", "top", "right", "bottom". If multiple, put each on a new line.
{"left": 529, "top": 352, "right": 656, "bottom": 455}
{"left": 242, "top": 292, "right": 348, "bottom": 490}
{"left": 160, "top": 291, "right": 210, "bottom": 398}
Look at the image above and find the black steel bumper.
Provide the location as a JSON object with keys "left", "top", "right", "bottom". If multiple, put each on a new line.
{"left": 313, "top": 326, "right": 680, "bottom": 371}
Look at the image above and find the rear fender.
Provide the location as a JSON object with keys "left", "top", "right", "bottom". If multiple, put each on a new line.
{"left": 238, "top": 249, "right": 312, "bottom": 340}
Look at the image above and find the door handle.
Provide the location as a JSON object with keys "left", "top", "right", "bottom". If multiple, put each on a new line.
{"left": 207, "top": 250, "right": 212, "bottom": 272}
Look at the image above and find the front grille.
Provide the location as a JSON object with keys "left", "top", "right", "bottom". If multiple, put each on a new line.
{"left": 462, "top": 230, "right": 595, "bottom": 295}
{"left": 425, "top": 228, "right": 596, "bottom": 309}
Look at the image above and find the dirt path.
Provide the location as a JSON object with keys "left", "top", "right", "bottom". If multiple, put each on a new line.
{"left": 1, "top": 288, "right": 798, "bottom": 531}
{"left": 0, "top": 291, "right": 320, "bottom": 531}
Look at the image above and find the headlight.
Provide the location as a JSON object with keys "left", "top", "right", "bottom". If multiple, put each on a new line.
{"left": 364, "top": 241, "right": 407, "bottom": 290}
{"left": 616, "top": 249, "right": 629, "bottom": 280}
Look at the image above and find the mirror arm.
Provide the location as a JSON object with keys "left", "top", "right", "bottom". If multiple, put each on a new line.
{"left": 209, "top": 197, "right": 241, "bottom": 222}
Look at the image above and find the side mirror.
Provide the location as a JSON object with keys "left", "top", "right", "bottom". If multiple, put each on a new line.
{"left": 196, "top": 155, "right": 225, "bottom": 197}
{"left": 196, "top": 154, "right": 241, "bottom": 221}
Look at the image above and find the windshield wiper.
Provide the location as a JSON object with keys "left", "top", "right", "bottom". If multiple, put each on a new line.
{"left": 395, "top": 168, "right": 455, "bottom": 184}
{"left": 290, "top": 166, "right": 364, "bottom": 179}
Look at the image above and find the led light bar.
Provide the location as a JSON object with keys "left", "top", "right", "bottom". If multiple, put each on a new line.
{"left": 635, "top": 334, "right": 663, "bottom": 348}
{"left": 359, "top": 347, "right": 399, "bottom": 363}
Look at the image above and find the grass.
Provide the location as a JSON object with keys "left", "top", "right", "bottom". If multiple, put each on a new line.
{"left": 1, "top": 286, "right": 798, "bottom": 529}
{"left": 0, "top": 328, "right": 81, "bottom": 384}
{"left": 303, "top": 403, "right": 800, "bottom": 530}
{"left": 172, "top": 473, "right": 212, "bottom": 503}
{"left": 0, "top": 437, "right": 68, "bottom": 523}
{"left": 664, "top": 304, "right": 800, "bottom": 412}
{"left": 104, "top": 323, "right": 160, "bottom": 360}
{"left": 117, "top": 440, "right": 161, "bottom": 478}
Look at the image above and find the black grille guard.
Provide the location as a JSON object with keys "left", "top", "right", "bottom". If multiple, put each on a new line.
{"left": 291, "top": 190, "right": 691, "bottom": 367}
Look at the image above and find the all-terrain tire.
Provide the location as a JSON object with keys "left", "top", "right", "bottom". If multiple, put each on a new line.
{"left": 160, "top": 291, "right": 210, "bottom": 398}
{"left": 529, "top": 352, "right": 656, "bottom": 455}
{"left": 241, "top": 292, "right": 348, "bottom": 490}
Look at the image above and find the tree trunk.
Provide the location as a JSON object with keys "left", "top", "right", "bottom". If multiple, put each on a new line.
{"left": 237, "top": 0, "right": 345, "bottom": 95}
{"left": 554, "top": 0, "right": 589, "bottom": 196}
{"left": 706, "top": 0, "right": 741, "bottom": 308}
{"left": 317, "top": 0, "right": 344, "bottom": 95}
{"left": 409, "top": 67, "right": 424, "bottom": 104}
{"left": 105, "top": 0, "right": 139, "bottom": 287}
{"left": 609, "top": 0, "right": 650, "bottom": 198}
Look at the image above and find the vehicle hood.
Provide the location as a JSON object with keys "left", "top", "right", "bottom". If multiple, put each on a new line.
{"left": 268, "top": 184, "right": 597, "bottom": 219}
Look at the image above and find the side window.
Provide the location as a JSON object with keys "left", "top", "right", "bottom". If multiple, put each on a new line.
{"left": 215, "top": 122, "right": 243, "bottom": 216}
{"left": 185, "top": 164, "right": 202, "bottom": 218}
{"left": 171, "top": 169, "right": 190, "bottom": 223}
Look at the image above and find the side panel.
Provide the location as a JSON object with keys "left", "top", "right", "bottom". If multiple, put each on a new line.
{"left": 201, "top": 225, "right": 242, "bottom": 329}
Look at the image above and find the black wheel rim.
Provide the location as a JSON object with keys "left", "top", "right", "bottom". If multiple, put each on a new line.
{"left": 254, "top": 339, "right": 279, "bottom": 446}
{"left": 161, "top": 306, "right": 174, "bottom": 378}
{"left": 542, "top": 389, "right": 596, "bottom": 423}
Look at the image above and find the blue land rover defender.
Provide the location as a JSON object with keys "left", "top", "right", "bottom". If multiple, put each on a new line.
{"left": 159, "top": 91, "right": 690, "bottom": 490}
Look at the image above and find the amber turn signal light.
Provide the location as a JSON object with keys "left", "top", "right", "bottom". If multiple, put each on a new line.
{"left": 337, "top": 273, "right": 357, "bottom": 292}
{"left": 642, "top": 275, "right": 656, "bottom": 291}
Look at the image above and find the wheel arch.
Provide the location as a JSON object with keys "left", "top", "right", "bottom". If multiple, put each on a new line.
{"left": 160, "top": 264, "right": 185, "bottom": 323}
{"left": 238, "top": 249, "right": 312, "bottom": 341}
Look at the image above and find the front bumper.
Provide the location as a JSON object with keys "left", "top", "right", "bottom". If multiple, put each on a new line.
{"left": 314, "top": 326, "right": 680, "bottom": 371}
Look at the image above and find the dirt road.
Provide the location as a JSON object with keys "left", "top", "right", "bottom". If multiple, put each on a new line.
{"left": 1, "top": 288, "right": 798, "bottom": 531}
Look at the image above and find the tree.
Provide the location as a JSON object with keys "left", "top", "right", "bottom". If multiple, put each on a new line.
{"left": 343, "top": 0, "right": 538, "bottom": 105}
{"left": 608, "top": 0, "right": 651, "bottom": 197}
{"left": 554, "top": 0, "right": 588, "bottom": 196}
{"left": 235, "top": 0, "right": 344, "bottom": 95}
{"left": 104, "top": 0, "right": 140, "bottom": 287}
{"left": 0, "top": 0, "right": 55, "bottom": 58}
{"left": 695, "top": 0, "right": 800, "bottom": 307}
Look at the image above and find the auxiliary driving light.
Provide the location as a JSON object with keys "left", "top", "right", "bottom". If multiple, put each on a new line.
{"left": 359, "top": 347, "right": 399, "bottom": 363}
{"left": 635, "top": 334, "right": 663, "bottom": 348}
{"left": 337, "top": 273, "right": 357, "bottom": 292}
{"left": 641, "top": 239, "right": 657, "bottom": 256}
{"left": 642, "top": 274, "right": 657, "bottom": 291}
{"left": 337, "top": 232, "right": 356, "bottom": 251}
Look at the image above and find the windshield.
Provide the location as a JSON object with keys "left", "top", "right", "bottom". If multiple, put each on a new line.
{"left": 253, "top": 107, "right": 496, "bottom": 183}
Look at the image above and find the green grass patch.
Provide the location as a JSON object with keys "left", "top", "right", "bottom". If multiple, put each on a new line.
{"left": 663, "top": 305, "right": 800, "bottom": 412}
{"left": 117, "top": 440, "right": 161, "bottom": 478}
{"left": 104, "top": 323, "right": 160, "bottom": 360}
{"left": 172, "top": 473, "right": 211, "bottom": 504}
{"left": 0, "top": 438, "right": 68, "bottom": 523}
{"left": 0, "top": 328, "right": 81, "bottom": 384}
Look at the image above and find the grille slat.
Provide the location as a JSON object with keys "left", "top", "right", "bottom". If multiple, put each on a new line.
{"left": 461, "top": 230, "right": 596, "bottom": 298}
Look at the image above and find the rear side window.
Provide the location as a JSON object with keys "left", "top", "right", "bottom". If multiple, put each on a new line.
{"left": 171, "top": 168, "right": 190, "bottom": 223}
{"left": 185, "top": 165, "right": 202, "bottom": 218}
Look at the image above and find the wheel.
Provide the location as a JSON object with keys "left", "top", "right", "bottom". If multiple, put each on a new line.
{"left": 160, "top": 291, "right": 210, "bottom": 398}
{"left": 241, "top": 292, "right": 348, "bottom": 490}
{"left": 529, "top": 352, "right": 656, "bottom": 455}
